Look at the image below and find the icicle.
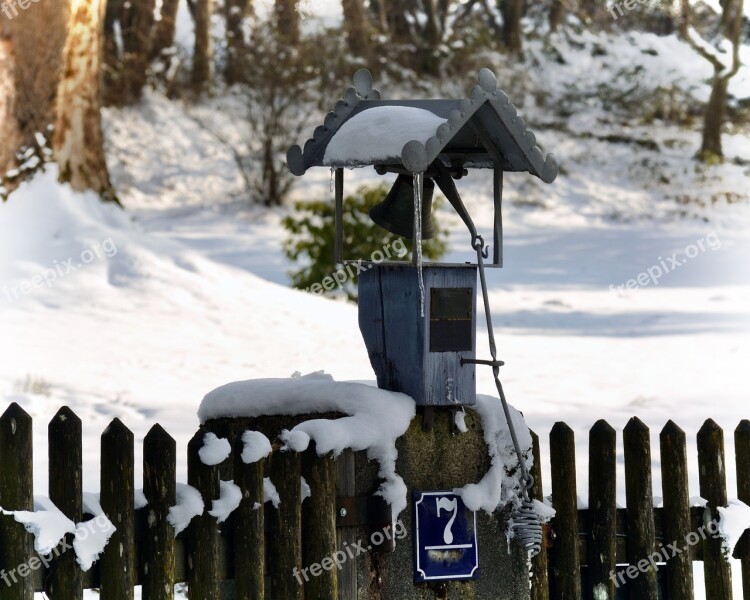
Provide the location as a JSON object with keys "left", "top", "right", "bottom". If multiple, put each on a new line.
{"left": 329, "top": 167, "right": 334, "bottom": 193}
{"left": 413, "top": 172, "right": 425, "bottom": 318}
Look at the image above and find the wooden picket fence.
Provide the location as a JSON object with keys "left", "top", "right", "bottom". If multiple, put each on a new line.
{"left": 1, "top": 403, "right": 749, "bottom": 600}
{"left": 0, "top": 403, "right": 383, "bottom": 600}
{"left": 529, "top": 417, "right": 750, "bottom": 600}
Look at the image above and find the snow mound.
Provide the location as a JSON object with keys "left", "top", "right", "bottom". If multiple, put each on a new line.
{"left": 241, "top": 430, "right": 273, "bottom": 464}
{"left": 199, "top": 432, "right": 231, "bottom": 466}
{"left": 168, "top": 483, "right": 204, "bottom": 535}
{"left": 454, "top": 395, "right": 534, "bottom": 514}
{"left": 264, "top": 477, "right": 280, "bottom": 508}
{"left": 209, "top": 480, "right": 243, "bottom": 523}
{"left": 718, "top": 499, "right": 750, "bottom": 557}
{"left": 1, "top": 495, "right": 116, "bottom": 571}
{"left": 198, "top": 371, "right": 416, "bottom": 518}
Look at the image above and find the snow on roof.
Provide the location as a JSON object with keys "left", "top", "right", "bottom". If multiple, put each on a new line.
{"left": 198, "top": 371, "right": 416, "bottom": 517}
{"left": 323, "top": 106, "right": 447, "bottom": 167}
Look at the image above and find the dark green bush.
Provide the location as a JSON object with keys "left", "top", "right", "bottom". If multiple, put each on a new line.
{"left": 282, "top": 184, "right": 448, "bottom": 301}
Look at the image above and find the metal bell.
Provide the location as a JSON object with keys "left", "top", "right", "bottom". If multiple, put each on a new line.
{"left": 369, "top": 175, "right": 437, "bottom": 239}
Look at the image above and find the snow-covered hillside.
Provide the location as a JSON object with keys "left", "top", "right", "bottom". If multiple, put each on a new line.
{"left": 1, "top": 23, "right": 749, "bottom": 599}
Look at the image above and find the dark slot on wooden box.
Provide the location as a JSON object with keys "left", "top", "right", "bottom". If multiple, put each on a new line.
{"left": 429, "top": 288, "right": 473, "bottom": 352}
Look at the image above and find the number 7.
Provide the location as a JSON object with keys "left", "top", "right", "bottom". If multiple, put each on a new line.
{"left": 436, "top": 497, "right": 458, "bottom": 544}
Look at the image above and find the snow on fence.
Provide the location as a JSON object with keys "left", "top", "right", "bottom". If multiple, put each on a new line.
{"left": 0, "top": 403, "right": 384, "bottom": 600}
{"left": 530, "top": 418, "right": 750, "bottom": 600}
{"left": 1, "top": 403, "right": 749, "bottom": 600}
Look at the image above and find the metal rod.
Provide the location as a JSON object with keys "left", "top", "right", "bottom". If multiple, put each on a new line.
{"left": 334, "top": 168, "right": 344, "bottom": 264}
{"left": 493, "top": 168, "right": 503, "bottom": 267}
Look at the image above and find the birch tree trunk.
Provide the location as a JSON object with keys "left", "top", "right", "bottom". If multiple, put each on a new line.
{"left": 54, "top": 0, "right": 117, "bottom": 202}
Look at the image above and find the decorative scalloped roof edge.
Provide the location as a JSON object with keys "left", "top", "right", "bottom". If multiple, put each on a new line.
{"left": 287, "top": 68, "right": 559, "bottom": 184}
{"left": 287, "top": 70, "right": 381, "bottom": 176}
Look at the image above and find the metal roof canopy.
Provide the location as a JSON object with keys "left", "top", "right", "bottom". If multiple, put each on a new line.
{"left": 287, "top": 68, "right": 559, "bottom": 266}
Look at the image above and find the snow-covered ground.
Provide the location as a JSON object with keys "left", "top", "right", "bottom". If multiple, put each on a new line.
{"left": 1, "top": 24, "right": 749, "bottom": 599}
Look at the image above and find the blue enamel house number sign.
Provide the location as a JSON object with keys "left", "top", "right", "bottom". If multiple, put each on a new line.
{"left": 413, "top": 491, "right": 479, "bottom": 582}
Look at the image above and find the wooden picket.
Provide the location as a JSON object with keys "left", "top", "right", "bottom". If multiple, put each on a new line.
{"left": 0, "top": 403, "right": 749, "bottom": 600}
{"left": 540, "top": 417, "right": 750, "bottom": 600}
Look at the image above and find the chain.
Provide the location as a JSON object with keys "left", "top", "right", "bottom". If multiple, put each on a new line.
{"left": 472, "top": 234, "right": 534, "bottom": 502}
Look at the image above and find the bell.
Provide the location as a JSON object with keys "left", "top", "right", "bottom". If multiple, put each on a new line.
{"left": 369, "top": 175, "right": 437, "bottom": 239}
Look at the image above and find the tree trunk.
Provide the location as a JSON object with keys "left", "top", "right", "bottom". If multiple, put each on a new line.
{"left": 225, "top": 0, "right": 250, "bottom": 83}
{"left": 152, "top": 0, "right": 181, "bottom": 58}
{"left": 368, "top": 0, "right": 388, "bottom": 32}
{"left": 549, "top": 0, "right": 565, "bottom": 32}
{"left": 275, "top": 0, "right": 300, "bottom": 45}
{"left": 8, "top": 0, "right": 70, "bottom": 149}
{"left": 499, "top": 0, "right": 523, "bottom": 53}
{"left": 193, "top": 0, "right": 213, "bottom": 92}
{"left": 120, "top": 0, "right": 156, "bottom": 101}
{"left": 699, "top": 74, "right": 729, "bottom": 161}
{"left": 0, "top": 40, "right": 21, "bottom": 175}
{"left": 342, "top": 0, "right": 370, "bottom": 55}
{"left": 580, "top": 0, "right": 597, "bottom": 21}
{"left": 104, "top": 0, "right": 155, "bottom": 105}
{"left": 386, "top": 0, "right": 412, "bottom": 42}
{"left": 54, "top": 0, "right": 117, "bottom": 203}
{"left": 681, "top": 0, "right": 742, "bottom": 162}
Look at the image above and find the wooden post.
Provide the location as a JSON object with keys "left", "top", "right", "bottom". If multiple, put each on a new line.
{"left": 736, "top": 420, "right": 750, "bottom": 600}
{"left": 187, "top": 430, "right": 221, "bottom": 600}
{"left": 46, "top": 406, "right": 83, "bottom": 599}
{"left": 0, "top": 403, "right": 34, "bottom": 600}
{"left": 529, "top": 430, "right": 550, "bottom": 600}
{"left": 100, "top": 418, "right": 136, "bottom": 599}
{"left": 233, "top": 432, "right": 265, "bottom": 600}
{"left": 588, "top": 420, "right": 617, "bottom": 600}
{"left": 660, "top": 421, "right": 695, "bottom": 600}
{"left": 301, "top": 444, "right": 338, "bottom": 600}
{"left": 549, "top": 422, "right": 581, "bottom": 600}
{"left": 697, "top": 419, "right": 733, "bottom": 600}
{"left": 268, "top": 448, "right": 303, "bottom": 600}
{"left": 336, "top": 449, "right": 357, "bottom": 600}
{"left": 623, "top": 417, "right": 658, "bottom": 600}
{"left": 142, "top": 423, "right": 176, "bottom": 600}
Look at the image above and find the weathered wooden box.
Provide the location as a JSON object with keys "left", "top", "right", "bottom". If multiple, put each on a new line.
{"left": 358, "top": 263, "right": 477, "bottom": 407}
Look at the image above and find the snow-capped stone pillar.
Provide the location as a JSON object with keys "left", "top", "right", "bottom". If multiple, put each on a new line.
{"left": 352, "top": 409, "right": 532, "bottom": 599}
